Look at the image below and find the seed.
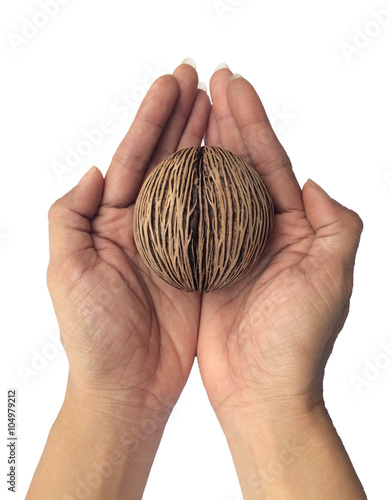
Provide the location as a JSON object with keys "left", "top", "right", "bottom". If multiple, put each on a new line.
{"left": 133, "top": 146, "right": 274, "bottom": 292}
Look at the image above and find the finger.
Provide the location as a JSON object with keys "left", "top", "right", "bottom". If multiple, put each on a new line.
{"left": 302, "top": 179, "right": 363, "bottom": 272}
{"left": 208, "top": 68, "right": 248, "bottom": 158}
{"left": 227, "top": 76, "right": 303, "bottom": 213}
{"left": 205, "top": 106, "right": 222, "bottom": 146}
{"left": 48, "top": 167, "right": 104, "bottom": 268}
{"left": 102, "top": 74, "right": 179, "bottom": 208}
{"left": 143, "top": 62, "right": 199, "bottom": 179}
{"left": 176, "top": 87, "right": 211, "bottom": 150}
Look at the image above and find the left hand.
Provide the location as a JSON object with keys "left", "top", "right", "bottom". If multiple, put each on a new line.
{"left": 197, "top": 68, "right": 363, "bottom": 423}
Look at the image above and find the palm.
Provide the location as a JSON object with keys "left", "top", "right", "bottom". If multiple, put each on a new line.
{"left": 70, "top": 202, "right": 200, "bottom": 402}
{"left": 198, "top": 209, "right": 326, "bottom": 409}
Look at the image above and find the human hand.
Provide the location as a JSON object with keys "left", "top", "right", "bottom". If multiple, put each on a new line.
{"left": 47, "top": 62, "right": 209, "bottom": 419}
{"left": 198, "top": 67, "right": 363, "bottom": 419}
{"left": 29, "top": 62, "right": 366, "bottom": 500}
{"left": 27, "top": 61, "right": 211, "bottom": 500}
{"left": 196, "top": 68, "right": 365, "bottom": 498}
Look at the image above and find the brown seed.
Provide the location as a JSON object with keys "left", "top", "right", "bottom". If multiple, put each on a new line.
{"left": 133, "top": 146, "right": 274, "bottom": 292}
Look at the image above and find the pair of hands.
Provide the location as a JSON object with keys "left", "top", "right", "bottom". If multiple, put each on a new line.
{"left": 47, "top": 61, "right": 362, "bottom": 442}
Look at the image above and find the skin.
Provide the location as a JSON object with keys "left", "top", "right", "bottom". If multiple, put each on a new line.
{"left": 198, "top": 69, "right": 366, "bottom": 499}
{"left": 26, "top": 62, "right": 366, "bottom": 500}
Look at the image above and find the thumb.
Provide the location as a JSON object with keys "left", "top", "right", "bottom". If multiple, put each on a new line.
{"left": 302, "top": 179, "right": 363, "bottom": 270}
{"left": 48, "top": 166, "right": 104, "bottom": 268}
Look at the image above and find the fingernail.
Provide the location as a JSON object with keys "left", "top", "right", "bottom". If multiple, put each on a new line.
{"left": 181, "top": 57, "right": 196, "bottom": 69}
{"left": 229, "top": 73, "right": 243, "bottom": 82}
{"left": 78, "top": 166, "right": 96, "bottom": 185}
{"left": 214, "top": 62, "right": 229, "bottom": 72}
{"left": 197, "top": 81, "right": 207, "bottom": 92}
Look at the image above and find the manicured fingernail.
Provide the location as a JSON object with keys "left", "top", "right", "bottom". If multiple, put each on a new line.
{"left": 197, "top": 81, "right": 207, "bottom": 92}
{"left": 229, "top": 73, "right": 243, "bottom": 82}
{"left": 214, "top": 62, "right": 229, "bottom": 72}
{"left": 182, "top": 57, "right": 196, "bottom": 69}
{"left": 78, "top": 166, "right": 96, "bottom": 185}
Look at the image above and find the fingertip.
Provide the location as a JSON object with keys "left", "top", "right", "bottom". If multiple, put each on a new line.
{"left": 196, "top": 85, "right": 211, "bottom": 107}
{"left": 226, "top": 75, "right": 255, "bottom": 102}
{"left": 63, "top": 166, "right": 104, "bottom": 220}
{"left": 137, "top": 72, "right": 181, "bottom": 126}
{"left": 305, "top": 178, "right": 362, "bottom": 226}
{"left": 303, "top": 179, "right": 363, "bottom": 236}
{"left": 302, "top": 178, "right": 337, "bottom": 229}
{"left": 47, "top": 167, "right": 104, "bottom": 275}
{"left": 94, "top": 165, "right": 103, "bottom": 178}
{"left": 173, "top": 61, "right": 198, "bottom": 89}
{"left": 303, "top": 178, "right": 342, "bottom": 210}
{"left": 78, "top": 165, "right": 102, "bottom": 185}
{"left": 209, "top": 65, "right": 233, "bottom": 92}
{"left": 154, "top": 73, "right": 180, "bottom": 96}
{"left": 304, "top": 178, "right": 330, "bottom": 195}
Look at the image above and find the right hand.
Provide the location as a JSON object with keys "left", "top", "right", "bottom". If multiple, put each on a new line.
{"left": 47, "top": 62, "right": 210, "bottom": 419}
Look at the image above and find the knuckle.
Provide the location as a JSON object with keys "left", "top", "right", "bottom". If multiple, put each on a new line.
{"left": 48, "top": 199, "right": 70, "bottom": 225}
{"left": 259, "top": 153, "right": 292, "bottom": 178}
{"left": 48, "top": 199, "right": 62, "bottom": 220}
{"left": 111, "top": 150, "right": 145, "bottom": 174}
{"left": 346, "top": 209, "right": 364, "bottom": 233}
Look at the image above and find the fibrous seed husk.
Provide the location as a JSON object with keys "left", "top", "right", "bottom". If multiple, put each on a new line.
{"left": 133, "top": 146, "right": 274, "bottom": 292}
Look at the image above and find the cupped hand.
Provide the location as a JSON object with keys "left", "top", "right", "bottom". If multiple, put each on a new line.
{"left": 197, "top": 69, "right": 363, "bottom": 421}
{"left": 47, "top": 63, "right": 210, "bottom": 415}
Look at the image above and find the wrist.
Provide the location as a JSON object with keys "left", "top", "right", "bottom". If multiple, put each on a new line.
{"left": 26, "top": 381, "right": 173, "bottom": 500}
{"left": 59, "top": 389, "right": 171, "bottom": 462}
{"left": 214, "top": 384, "right": 324, "bottom": 434}
{"left": 219, "top": 402, "right": 366, "bottom": 499}
{"left": 219, "top": 398, "right": 329, "bottom": 472}
{"left": 62, "top": 377, "right": 174, "bottom": 441}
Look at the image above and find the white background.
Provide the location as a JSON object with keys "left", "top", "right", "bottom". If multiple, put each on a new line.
{"left": 1, "top": 0, "right": 391, "bottom": 498}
